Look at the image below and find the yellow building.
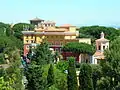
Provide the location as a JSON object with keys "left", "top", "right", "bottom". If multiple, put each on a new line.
{"left": 22, "top": 18, "right": 91, "bottom": 56}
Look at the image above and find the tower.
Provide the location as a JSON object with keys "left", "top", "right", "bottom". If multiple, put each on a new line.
{"left": 92, "top": 32, "right": 109, "bottom": 64}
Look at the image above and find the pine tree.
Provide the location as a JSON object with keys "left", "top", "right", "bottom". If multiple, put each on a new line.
{"left": 79, "top": 63, "right": 93, "bottom": 90}
{"left": 26, "top": 42, "right": 54, "bottom": 90}
{"left": 26, "top": 65, "right": 46, "bottom": 90}
{"left": 47, "top": 64, "right": 55, "bottom": 87}
{"left": 32, "top": 42, "right": 54, "bottom": 65}
{"left": 100, "top": 38, "right": 120, "bottom": 89}
{"left": 67, "top": 57, "right": 78, "bottom": 90}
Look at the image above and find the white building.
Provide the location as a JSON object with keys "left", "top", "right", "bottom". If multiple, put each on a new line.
{"left": 92, "top": 32, "right": 109, "bottom": 64}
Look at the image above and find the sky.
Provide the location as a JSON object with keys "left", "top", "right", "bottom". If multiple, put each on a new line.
{"left": 0, "top": 0, "right": 120, "bottom": 27}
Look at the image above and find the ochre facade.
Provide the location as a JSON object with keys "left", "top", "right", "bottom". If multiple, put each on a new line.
{"left": 22, "top": 18, "right": 91, "bottom": 57}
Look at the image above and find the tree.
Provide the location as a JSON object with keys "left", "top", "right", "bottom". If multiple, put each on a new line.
{"left": 91, "top": 64, "right": 102, "bottom": 90}
{"left": 26, "top": 42, "right": 54, "bottom": 90}
{"left": 67, "top": 57, "right": 78, "bottom": 90}
{"left": 62, "top": 42, "right": 95, "bottom": 55}
{"left": 79, "top": 63, "right": 93, "bottom": 90}
{"left": 0, "top": 22, "right": 12, "bottom": 36}
{"left": 78, "top": 25, "right": 119, "bottom": 41}
{"left": 56, "top": 61, "right": 68, "bottom": 73}
{"left": 26, "top": 65, "right": 46, "bottom": 90}
{"left": 32, "top": 42, "right": 54, "bottom": 65}
{"left": 12, "top": 23, "right": 34, "bottom": 40}
{"left": 100, "top": 37, "right": 120, "bottom": 89}
{"left": 47, "top": 64, "right": 55, "bottom": 87}
{"left": 0, "top": 47, "right": 24, "bottom": 90}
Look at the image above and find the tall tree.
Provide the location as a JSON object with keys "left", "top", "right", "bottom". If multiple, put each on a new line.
{"left": 32, "top": 42, "right": 54, "bottom": 65}
{"left": 26, "top": 42, "right": 54, "bottom": 90}
{"left": 100, "top": 37, "right": 120, "bottom": 89}
{"left": 91, "top": 64, "right": 102, "bottom": 90}
{"left": 47, "top": 64, "right": 55, "bottom": 87}
{"left": 26, "top": 65, "right": 46, "bottom": 90}
{"left": 79, "top": 63, "right": 93, "bottom": 90}
{"left": 12, "top": 23, "right": 34, "bottom": 40}
{"left": 0, "top": 47, "right": 24, "bottom": 90}
{"left": 67, "top": 57, "right": 78, "bottom": 90}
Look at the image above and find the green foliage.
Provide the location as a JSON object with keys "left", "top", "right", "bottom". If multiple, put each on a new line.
{"left": 0, "top": 48, "right": 24, "bottom": 90}
{"left": 0, "top": 22, "right": 12, "bottom": 36}
{"left": 97, "top": 77, "right": 110, "bottom": 90}
{"left": 26, "top": 42, "right": 54, "bottom": 90}
{"left": 26, "top": 65, "right": 46, "bottom": 90}
{"left": 32, "top": 42, "right": 54, "bottom": 65}
{"left": 12, "top": 23, "right": 34, "bottom": 40}
{"left": 91, "top": 64, "right": 102, "bottom": 90}
{"left": 54, "top": 68, "right": 67, "bottom": 90}
{"left": 56, "top": 61, "right": 68, "bottom": 73}
{"left": 78, "top": 25, "right": 119, "bottom": 41}
{"left": 47, "top": 64, "right": 55, "bottom": 87}
{"left": 0, "top": 22, "right": 24, "bottom": 89}
{"left": 67, "top": 57, "right": 78, "bottom": 90}
{"left": 62, "top": 42, "right": 95, "bottom": 55}
{"left": 48, "top": 85, "right": 58, "bottom": 90}
{"left": 99, "top": 37, "right": 120, "bottom": 89}
{"left": 42, "top": 64, "right": 68, "bottom": 90}
{"left": 79, "top": 63, "right": 93, "bottom": 90}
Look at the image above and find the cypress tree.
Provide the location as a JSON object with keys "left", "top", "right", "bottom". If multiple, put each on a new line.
{"left": 26, "top": 65, "right": 46, "bottom": 90}
{"left": 79, "top": 63, "right": 93, "bottom": 90}
{"left": 67, "top": 57, "right": 78, "bottom": 90}
{"left": 47, "top": 64, "right": 55, "bottom": 87}
{"left": 26, "top": 42, "right": 54, "bottom": 90}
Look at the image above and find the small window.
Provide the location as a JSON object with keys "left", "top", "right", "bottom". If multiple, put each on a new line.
{"left": 26, "top": 45, "right": 29, "bottom": 49}
{"left": 31, "top": 40, "right": 34, "bottom": 43}
{"left": 103, "top": 46, "right": 105, "bottom": 50}
{"left": 31, "top": 36, "right": 34, "bottom": 39}
{"left": 26, "top": 40, "right": 28, "bottom": 43}
{"left": 98, "top": 46, "right": 101, "bottom": 50}
{"left": 26, "top": 36, "right": 28, "bottom": 39}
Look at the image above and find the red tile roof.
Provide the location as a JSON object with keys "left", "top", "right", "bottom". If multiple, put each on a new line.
{"left": 60, "top": 24, "right": 76, "bottom": 27}
{"left": 94, "top": 51, "right": 104, "bottom": 59}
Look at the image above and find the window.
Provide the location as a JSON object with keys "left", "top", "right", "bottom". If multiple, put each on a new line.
{"left": 98, "top": 46, "right": 101, "bottom": 50}
{"left": 26, "top": 45, "right": 29, "bottom": 49}
{"left": 51, "top": 24, "right": 53, "bottom": 27}
{"left": 26, "top": 36, "right": 28, "bottom": 39}
{"left": 45, "top": 24, "right": 47, "bottom": 27}
{"left": 31, "top": 40, "right": 34, "bottom": 43}
{"left": 26, "top": 40, "right": 28, "bottom": 43}
{"left": 31, "top": 36, "right": 34, "bottom": 39}
{"left": 103, "top": 46, "right": 105, "bottom": 50}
